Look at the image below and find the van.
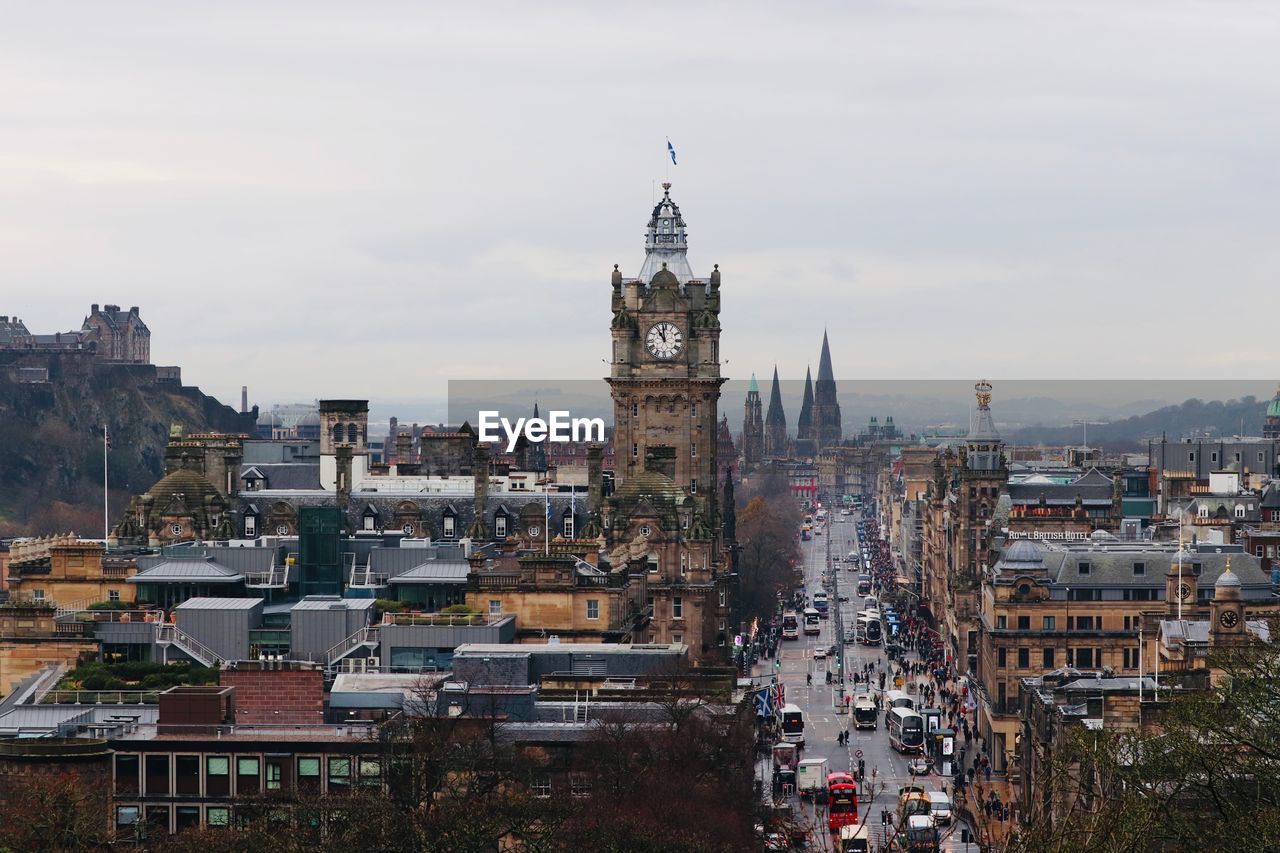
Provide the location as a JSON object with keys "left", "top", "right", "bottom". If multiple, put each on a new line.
{"left": 927, "top": 790, "right": 952, "bottom": 826}
{"left": 797, "top": 757, "right": 829, "bottom": 797}
{"left": 839, "top": 823, "right": 870, "bottom": 852}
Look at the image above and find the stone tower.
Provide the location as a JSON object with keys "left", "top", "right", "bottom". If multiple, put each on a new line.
{"left": 812, "top": 330, "right": 843, "bottom": 450}
{"left": 742, "top": 372, "right": 764, "bottom": 471}
{"left": 605, "top": 182, "right": 731, "bottom": 662}
{"left": 1210, "top": 558, "right": 1246, "bottom": 645}
{"left": 797, "top": 366, "right": 815, "bottom": 441}
{"left": 764, "top": 366, "right": 788, "bottom": 458}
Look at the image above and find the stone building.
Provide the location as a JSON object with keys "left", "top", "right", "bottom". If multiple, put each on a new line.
{"left": 113, "top": 430, "right": 242, "bottom": 547}
{"left": 80, "top": 304, "right": 151, "bottom": 363}
{"left": 4, "top": 535, "right": 136, "bottom": 608}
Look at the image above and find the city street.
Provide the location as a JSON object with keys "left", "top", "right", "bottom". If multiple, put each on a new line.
{"left": 761, "top": 510, "right": 977, "bottom": 852}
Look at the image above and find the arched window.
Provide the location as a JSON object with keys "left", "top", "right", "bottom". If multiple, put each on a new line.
{"left": 347, "top": 423, "right": 359, "bottom": 444}
{"left": 332, "top": 423, "right": 344, "bottom": 444}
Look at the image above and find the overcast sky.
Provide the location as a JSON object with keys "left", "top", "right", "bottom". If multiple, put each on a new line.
{"left": 4, "top": 1, "right": 1278, "bottom": 417}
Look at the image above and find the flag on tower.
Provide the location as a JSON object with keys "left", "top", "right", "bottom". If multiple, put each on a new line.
{"left": 667, "top": 139, "right": 677, "bottom": 165}
{"left": 104, "top": 426, "right": 112, "bottom": 451}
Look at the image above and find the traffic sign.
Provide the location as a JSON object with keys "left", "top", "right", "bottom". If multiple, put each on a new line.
{"left": 854, "top": 749, "right": 864, "bottom": 758}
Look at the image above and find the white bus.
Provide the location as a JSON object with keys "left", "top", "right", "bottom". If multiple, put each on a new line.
{"left": 853, "top": 694, "right": 878, "bottom": 730}
{"left": 885, "top": 689, "right": 914, "bottom": 711}
{"left": 781, "top": 611, "right": 799, "bottom": 640}
{"left": 781, "top": 703, "right": 806, "bottom": 747}
{"left": 803, "top": 607, "right": 821, "bottom": 636}
{"left": 856, "top": 611, "right": 881, "bottom": 645}
{"left": 887, "top": 708, "right": 925, "bottom": 755}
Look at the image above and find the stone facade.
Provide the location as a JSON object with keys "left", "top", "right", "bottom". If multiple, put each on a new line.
{"left": 4, "top": 535, "right": 136, "bottom": 607}
{"left": 81, "top": 304, "right": 151, "bottom": 363}
{"left": 741, "top": 373, "right": 764, "bottom": 472}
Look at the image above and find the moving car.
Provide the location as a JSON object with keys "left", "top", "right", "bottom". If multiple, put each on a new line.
{"left": 814, "top": 647, "right": 827, "bottom": 660}
{"left": 908, "top": 755, "right": 931, "bottom": 776}
{"left": 927, "top": 790, "right": 952, "bottom": 826}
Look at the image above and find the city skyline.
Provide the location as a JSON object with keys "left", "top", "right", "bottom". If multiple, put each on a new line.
{"left": 6, "top": 2, "right": 1280, "bottom": 407}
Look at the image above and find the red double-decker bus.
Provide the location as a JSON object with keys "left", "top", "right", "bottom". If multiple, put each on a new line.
{"left": 827, "top": 772, "right": 858, "bottom": 833}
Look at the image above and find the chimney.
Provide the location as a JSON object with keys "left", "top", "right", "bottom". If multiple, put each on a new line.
{"left": 240, "top": 386, "right": 248, "bottom": 414}
{"left": 473, "top": 443, "right": 490, "bottom": 533}
{"left": 91, "top": 304, "right": 99, "bottom": 313}
{"left": 395, "top": 431, "right": 412, "bottom": 463}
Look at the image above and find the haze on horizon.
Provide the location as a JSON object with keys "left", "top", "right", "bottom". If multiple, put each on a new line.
{"left": 4, "top": 2, "right": 1279, "bottom": 412}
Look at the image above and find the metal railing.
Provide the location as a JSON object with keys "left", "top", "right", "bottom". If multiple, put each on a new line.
{"left": 156, "top": 623, "right": 222, "bottom": 667}
{"left": 348, "top": 559, "right": 389, "bottom": 588}
{"left": 41, "top": 690, "right": 160, "bottom": 705}
{"left": 323, "top": 625, "right": 381, "bottom": 667}
{"left": 244, "top": 564, "right": 289, "bottom": 588}
{"left": 383, "top": 612, "right": 506, "bottom": 627}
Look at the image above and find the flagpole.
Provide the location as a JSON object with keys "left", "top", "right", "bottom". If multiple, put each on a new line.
{"left": 103, "top": 424, "right": 109, "bottom": 544}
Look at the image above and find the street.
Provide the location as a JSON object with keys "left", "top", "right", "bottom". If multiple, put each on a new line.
{"left": 759, "top": 510, "right": 977, "bottom": 852}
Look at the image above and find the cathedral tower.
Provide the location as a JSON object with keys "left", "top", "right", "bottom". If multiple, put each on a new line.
{"left": 742, "top": 373, "right": 763, "bottom": 471}
{"left": 812, "top": 330, "right": 843, "bottom": 449}
{"left": 764, "top": 366, "right": 788, "bottom": 458}
{"left": 797, "top": 366, "right": 815, "bottom": 441}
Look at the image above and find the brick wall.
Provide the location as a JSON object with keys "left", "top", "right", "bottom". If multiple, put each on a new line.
{"left": 220, "top": 663, "right": 325, "bottom": 725}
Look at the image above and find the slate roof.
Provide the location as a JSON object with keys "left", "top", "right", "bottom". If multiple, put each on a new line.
{"left": 291, "top": 596, "right": 375, "bottom": 612}
{"left": 239, "top": 462, "right": 322, "bottom": 490}
{"left": 0, "top": 704, "right": 159, "bottom": 737}
{"left": 1044, "top": 547, "right": 1271, "bottom": 595}
{"left": 389, "top": 561, "right": 471, "bottom": 585}
{"left": 130, "top": 556, "right": 244, "bottom": 583}
{"left": 173, "top": 597, "right": 261, "bottom": 611}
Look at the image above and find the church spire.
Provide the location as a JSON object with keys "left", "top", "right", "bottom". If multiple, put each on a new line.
{"left": 764, "top": 366, "right": 788, "bottom": 457}
{"left": 797, "top": 366, "right": 815, "bottom": 439}
{"left": 817, "top": 329, "right": 835, "bottom": 385}
{"left": 638, "top": 182, "right": 695, "bottom": 282}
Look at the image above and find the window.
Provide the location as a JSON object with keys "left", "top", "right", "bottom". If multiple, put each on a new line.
{"left": 1042, "top": 648, "right": 1054, "bottom": 668}
{"left": 647, "top": 556, "right": 658, "bottom": 574}
{"left": 690, "top": 478, "right": 697, "bottom": 494}
{"left": 495, "top": 515, "right": 507, "bottom": 537}
{"left": 237, "top": 757, "right": 260, "bottom": 795}
{"left": 632, "top": 443, "right": 639, "bottom": 460}
{"left": 244, "top": 515, "right": 256, "bottom": 537}
{"left": 108, "top": 589, "right": 121, "bottom": 602}
{"left": 1189, "top": 451, "right": 1196, "bottom": 463}
{"left": 116, "top": 806, "right": 139, "bottom": 832}
{"left": 570, "top": 773, "right": 591, "bottom": 798}
{"left": 266, "top": 759, "right": 285, "bottom": 791}
{"left": 1199, "top": 506, "right": 1209, "bottom": 519}
{"left": 1042, "top": 616, "right": 1056, "bottom": 631}
{"left": 175, "top": 806, "right": 200, "bottom": 831}
{"left": 563, "top": 514, "right": 574, "bottom": 538}
{"left": 1133, "top": 562, "right": 1145, "bottom": 576}
{"left": 586, "top": 600, "right": 600, "bottom": 620}
{"left": 359, "top": 758, "right": 381, "bottom": 787}
{"left": 719, "top": 588, "right": 727, "bottom": 607}
{"left": 328, "top": 758, "right": 352, "bottom": 792}
{"left": 1076, "top": 648, "right": 1095, "bottom": 668}
{"left": 996, "top": 615, "right": 1007, "bottom": 629}
{"left": 998, "top": 647, "right": 1007, "bottom": 667}
{"left": 1211, "top": 452, "right": 1218, "bottom": 464}
{"left": 646, "top": 595, "right": 654, "bottom": 613}
{"left": 691, "top": 402, "right": 698, "bottom": 418}
{"left": 363, "top": 514, "right": 376, "bottom": 531}
{"left": 532, "top": 777, "right": 552, "bottom": 798}
{"left": 672, "top": 596, "right": 683, "bottom": 619}
{"left": 1017, "top": 648, "right": 1029, "bottom": 669}
{"left": 115, "top": 754, "right": 140, "bottom": 795}
{"left": 631, "top": 402, "right": 638, "bottom": 417}
{"left": 1235, "top": 452, "right": 1242, "bottom": 463}
{"left": 32, "top": 589, "right": 44, "bottom": 601}
{"left": 175, "top": 755, "right": 200, "bottom": 796}
{"left": 671, "top": 633, "right": 682, "bottom": 644}
{"left": 145, "top": 754, "right": 170, "bottom": 796}
{"left": 1192, "top": 562, "right": 1202, "bottom": 577}
{"left": 443, "top": 515, "right": 456, "bottom": 538}
{"left": 1017, "top": 615, "right": 1030, "bottom": 631}
{"left": 1236, "top": 505, "right": 1246, "bottom": 519}
{"left": 297, "top": 757, "right": 321, "bottom": 794}
{"left": 206, "top": 756, "right": 230, "bottom": 797}
{"left": 347, "top": 423, "right": 359, "bottom": 444}
{"left": 206, "top": 807, "right": 230, "bottom": 828}
{"left": 1078, "top": 562, "right": 1091, "bottom": 576}
{"left": 489, "top": 600, "right": 502, "bottom": 616}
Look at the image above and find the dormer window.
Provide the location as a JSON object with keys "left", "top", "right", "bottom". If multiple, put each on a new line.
{"left": 495, "top": 515, "right": 507, "bottom": 538}
{"left": 443, "top": 515, "right": 456, "bottom": 539}
{"left": 1078, "top": 561, "right": 1091, "bottom": 576}
{"left": 1133, "top": 562, "right": 1145, "bottom": 576}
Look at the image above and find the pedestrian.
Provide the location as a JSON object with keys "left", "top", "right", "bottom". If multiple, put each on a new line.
{"left": 985, "top": 764, "right": 992, "bottom": 782}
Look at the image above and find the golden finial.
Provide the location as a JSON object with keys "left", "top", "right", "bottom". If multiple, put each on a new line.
{"left": 975, "top": 380, "right": 992, "bottom": 409}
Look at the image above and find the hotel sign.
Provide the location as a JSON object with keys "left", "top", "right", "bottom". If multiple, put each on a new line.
{"left": 1005, "top": 530, "right": 1088, "bottom": 541}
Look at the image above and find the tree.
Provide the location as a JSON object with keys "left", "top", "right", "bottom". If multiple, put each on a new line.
{"left": 0, "top": 769, "right": 111, "bottom": 852}
{"left": 736, "top": 494, "right": 802, "bottom": 624}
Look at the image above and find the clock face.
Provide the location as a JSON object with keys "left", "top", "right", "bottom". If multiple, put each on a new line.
{"left": 529, "top": 525, "right": 540, "bottom": 538}
{"left": 645, "top": 322, "right": 683, "bottom": 360}
{"left": 1177, "top": 583, "right": 1192, "bottom": 601}
{"left": 1220, "top": 610, "right": 1239, "bottom": 628}
{"left": 402, "top": 523, "right": 415, "bottom": 536}
{"left": 169, "top": 523, "right": 183, "bottom": 536}
{"left": 275, "top": 524, "right": 289, "bottom": 536}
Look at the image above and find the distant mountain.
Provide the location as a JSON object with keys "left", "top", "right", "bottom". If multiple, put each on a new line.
{"left": 1007, "top": 396, "right": 1270, "bottom": 450}
{"left": 0, "top": 352, "right": 254, "bottom": 537}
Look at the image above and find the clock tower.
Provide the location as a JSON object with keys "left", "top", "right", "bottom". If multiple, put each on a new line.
{"left": 1164, "top": 541, "right": 1196, "bottom": 618}
{"left": 1210, "top": 558, "right": 1245, "bottom": 643}
{"left": 605, "top": 182, "right": 732, "bottom": 662}
{"left": 608, "top": 182, "right": 724, "bottom": 523}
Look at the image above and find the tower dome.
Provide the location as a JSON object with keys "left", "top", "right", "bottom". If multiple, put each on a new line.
{"left": 1216, "top": 558, "right": 1242, "bottom": 591}
{"left": 637, "top": 182, "right": 695, "bottom": 282}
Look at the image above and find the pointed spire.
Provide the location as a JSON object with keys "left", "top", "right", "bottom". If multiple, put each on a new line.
{"left": 797, "top": 367, "right": 815, "bottom": 438}
{"left": 764, "top": 366, "right": 788, "bottom": 457}
{"left": 748, "top": 372, "right": 759, "bottom": 395}
{"left": 817, "top": 329, "right": 835, "bottom": 384}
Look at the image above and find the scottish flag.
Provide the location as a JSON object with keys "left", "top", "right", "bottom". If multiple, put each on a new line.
{"left": 667, "top": 139, "right": 677, "bottom": 165}
{"left": 756, "top": 688, "right": 773, "bottom": 718}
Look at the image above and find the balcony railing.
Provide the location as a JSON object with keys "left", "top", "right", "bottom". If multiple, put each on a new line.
{"left": 475, "top": 572, "right": 522, "bottom": 589}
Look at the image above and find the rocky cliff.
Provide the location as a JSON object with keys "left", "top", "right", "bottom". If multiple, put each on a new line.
{"left": 0, "top": 351, "right": 254, "bottom": 537}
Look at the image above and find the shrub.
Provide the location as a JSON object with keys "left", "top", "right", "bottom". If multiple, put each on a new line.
{"left": 86, "top": 600, "right": 133, "bottom": 611}
{"left": 441, "top": 604, "right": 478, "bottom": 615}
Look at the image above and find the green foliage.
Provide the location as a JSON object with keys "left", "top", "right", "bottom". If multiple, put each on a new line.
{"left": 440, "top": 603, "right": 478, "bottom": 614}
{"left": 62, "top": 660, "right": 217, "bottom": 691}
{"left": 374, "top": 598, "right": 405, "bottom": 619}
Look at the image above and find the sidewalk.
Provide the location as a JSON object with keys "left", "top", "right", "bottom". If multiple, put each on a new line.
{"left": 956, "top": 774, "right": 1016, "bottom": 850}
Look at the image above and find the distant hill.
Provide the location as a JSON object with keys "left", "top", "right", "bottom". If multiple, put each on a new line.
{"left": 0, "top": 352, "right": 254, "bottom": 537}
{"left": 1007, "top": 396, "right": 1270, "bottom": 450}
